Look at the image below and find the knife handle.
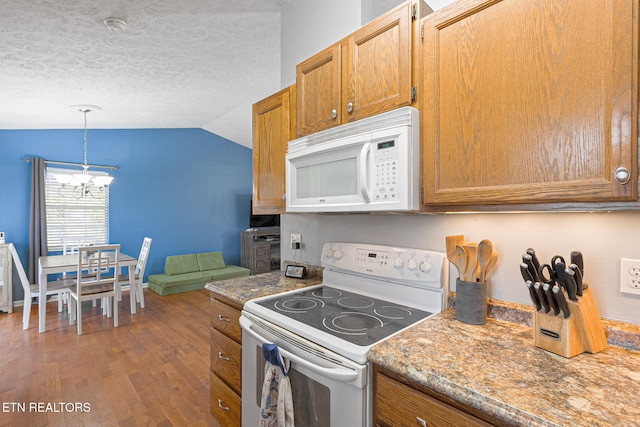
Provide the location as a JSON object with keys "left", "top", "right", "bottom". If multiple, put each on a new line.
{"left": 526, "top": 248, "right": 541, "bottom": 272}
{"left": 523, "top": 254, "right": 539, "bottom": 282}
{"left": 569, "top": 263, "right": 583, "bottom": 297}
{"left": 525, "top": 280, "right": 542, "bottom": 311}
{"left": 520, "top": 263, "right": 534, "bottom": 283}
{"left": 563, "top": 268, "right": 579, "bottom": 301}
{"left": 553, "top": 261, "right": 566, "bottom": 287}
{"left": 543, "top": 282, "right": 560, "bottom": 316}
{"left": 534, "top": 281, "right": 551, "bottom": 313}
{"left": 552, "top": 284, "right": 571, "bottom": 318}
{"left": 570, "top": 251, "right": 584, "bottom": 275}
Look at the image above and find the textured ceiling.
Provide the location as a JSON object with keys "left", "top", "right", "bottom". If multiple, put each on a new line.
{"left": 0, "top": 0, "right": 287, "bottom": 147}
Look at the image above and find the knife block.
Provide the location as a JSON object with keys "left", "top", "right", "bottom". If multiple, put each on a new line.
{"left": 533, "top": 286, "right": 607, "bottom": 358}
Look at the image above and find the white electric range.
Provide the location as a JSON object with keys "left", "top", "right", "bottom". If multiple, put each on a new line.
{"left": 240, "top": 242, "right": 449, "bottom": 427}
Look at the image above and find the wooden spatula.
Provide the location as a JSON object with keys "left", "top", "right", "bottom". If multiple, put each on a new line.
{"left": 463, "top": 244, "right": 478, "bottom": 282}
{"left": 446, "top": 235, "right": 464, "bottom": 266}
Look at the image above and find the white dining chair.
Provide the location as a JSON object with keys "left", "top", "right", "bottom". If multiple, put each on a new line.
{"left": 8, "top": 243, "right": 73, "bottom": 331}
{"left": 116, "top": 237, "right": 152, "bottom": 311}
{"left": 68, "top": 244, "right": 120, "bottom": 335}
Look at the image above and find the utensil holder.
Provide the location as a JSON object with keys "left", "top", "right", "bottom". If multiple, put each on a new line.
{"left": 455, "top": 279, "right": 488, "bottom": 325}
{"left": 533, "top": 286, "right": 607, "bottom": 358}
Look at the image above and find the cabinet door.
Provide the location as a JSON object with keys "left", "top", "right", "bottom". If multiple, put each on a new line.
{"left": 421, "top": 0, "right": 638, "bottom": 206}
{"left": 252, "top": 86, "right": 295, "bottom": 214}
{"left": 376, "top": 373, "right": 492, "bottom": 427}
{"left": 210, "top": 371, "right": 241, "bottom": 427}
{"left": 343, "top": 1, "right": 413, "bottom": 122}
{"left": 296, "top": 43, "right": 342, "bottom": 137}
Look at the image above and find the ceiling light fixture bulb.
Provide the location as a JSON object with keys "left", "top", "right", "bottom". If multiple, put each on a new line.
{"left": 103, "top": 17, "right": 127, "bottom": 32}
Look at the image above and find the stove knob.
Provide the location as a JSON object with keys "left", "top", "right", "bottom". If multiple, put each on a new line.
{"left": 334, "top": 249, "right": 343, "bottom": 259}
{"left": 324, "top": 248, "right": 334, "bottom": 259}
{"left": 393, "top": 257, "right": 404, "bottom": 269}
{"left": 420, "top": 260, "right": 432, "bottom": 273}
{"left": 406, "top": 258, "right": 418, "bottom": 271}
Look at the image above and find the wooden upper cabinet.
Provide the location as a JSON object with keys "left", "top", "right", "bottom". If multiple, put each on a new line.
{"left": 252, "top": 85, "right": 296, "bottom": 214}
{"left": 296, "top": 1, "right": 425, "bottom": 138}
{"left": 296, "top": 44, "right": 342, "bottom": 137}
{"left": 342, "top": 2, "right": 413, "bottom": 123}
{"left": 421, "top": 0, "right": 638, "bottom": 206}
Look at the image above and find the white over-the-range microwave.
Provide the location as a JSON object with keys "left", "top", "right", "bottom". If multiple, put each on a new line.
{"left": 285, "top": 106, "right": 419, "bottom": 213}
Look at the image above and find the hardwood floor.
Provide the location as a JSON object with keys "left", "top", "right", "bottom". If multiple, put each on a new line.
{"left": 0, "top": 289, "right": 220, "bottom": 427}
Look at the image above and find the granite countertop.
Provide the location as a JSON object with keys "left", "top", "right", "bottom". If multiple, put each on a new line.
{"left": 204, "top": 269, "right": 322, "bottom": 307}
{"left": 205, "top": 269, "right": 640, "bottom": 426}
{"left": 369, "top": 309, "right": 640, "bottom": 427}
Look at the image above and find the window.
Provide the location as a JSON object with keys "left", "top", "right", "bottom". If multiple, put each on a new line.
{"left": 45, "top": 167, "right": 110, "bottom": 252}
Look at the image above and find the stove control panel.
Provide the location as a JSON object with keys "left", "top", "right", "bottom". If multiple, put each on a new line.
{"left": 322, "top": 242, "right": 447, "bottom": 289}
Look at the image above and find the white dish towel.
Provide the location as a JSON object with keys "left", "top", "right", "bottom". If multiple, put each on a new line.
{"left": 259, "top": 343, "right": 294, "bottom": 427}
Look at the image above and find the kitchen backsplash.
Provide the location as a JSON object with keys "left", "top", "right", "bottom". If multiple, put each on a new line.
{"left": 281, "top": 210, "right": 640, "bottom": 325}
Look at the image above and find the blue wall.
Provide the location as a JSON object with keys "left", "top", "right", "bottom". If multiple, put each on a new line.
{"left": 0, "top": 128, "right": 253, "bottom": 301}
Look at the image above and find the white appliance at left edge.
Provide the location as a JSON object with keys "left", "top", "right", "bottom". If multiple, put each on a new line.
{"left": 285, "top": 106, "right": 419, "bottom": 213}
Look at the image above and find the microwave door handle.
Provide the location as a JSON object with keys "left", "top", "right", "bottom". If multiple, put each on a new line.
{"left": 359, "top": 143, "right": 372, "bottom": 203}
{"left": 241, "top": 317, "right": 358, "bottom": 383}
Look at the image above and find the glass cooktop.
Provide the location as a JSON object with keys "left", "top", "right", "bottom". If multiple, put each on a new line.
{"left": 255, "top": 286, "right": 433, "bottom": 347}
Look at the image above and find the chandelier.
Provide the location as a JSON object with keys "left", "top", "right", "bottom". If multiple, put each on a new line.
{"left": 53, "top": 105, "right": 114, "bottom": 197}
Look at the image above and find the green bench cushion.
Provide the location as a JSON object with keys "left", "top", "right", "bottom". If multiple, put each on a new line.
{"left": 197, "top": 252, "right": 225, "bottom": 271}
{"left": 147, "top": 262, "right": 250, "bottom": 296}
{"left": 148, "top": 271, "right": 212, "bottom": 287}
{"left": 164, "top": 254, "right": 199, "bottom": 275}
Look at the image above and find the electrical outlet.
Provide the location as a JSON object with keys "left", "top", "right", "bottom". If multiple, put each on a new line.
{"left": 290, "top": 233, "right": 301, "bottom": 250}
{"left": 620, "top": 258, "right": 640, "bottom": 295}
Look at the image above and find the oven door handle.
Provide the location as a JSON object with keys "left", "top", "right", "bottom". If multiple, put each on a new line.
{"left": 241, "top": 317, "right": 359, "bottom": 383}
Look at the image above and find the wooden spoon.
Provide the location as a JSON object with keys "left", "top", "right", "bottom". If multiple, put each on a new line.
{"left": 484, "top": 251, "right": 499, "bottom": 280}
{"left": 477, "top": 239, "right": 494, "bottom": 282}
{"left": 454, "top": 244, "right": 468, "bottom": 280}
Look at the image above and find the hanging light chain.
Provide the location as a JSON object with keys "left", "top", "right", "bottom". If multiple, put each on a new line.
{"left": 82, "top": 109, "right": 89, "bottom": 168}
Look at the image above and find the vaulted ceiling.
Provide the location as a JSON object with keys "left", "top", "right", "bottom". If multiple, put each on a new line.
{"left": 0, "top": 0, "right": 288, "bottom": 147}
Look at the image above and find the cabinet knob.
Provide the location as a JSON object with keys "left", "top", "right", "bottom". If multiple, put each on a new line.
{"left": 218, "top": 352, "right": 230, "bottom": 361}
{"left": 416, "top": 416, "right": 428, "bottom": 427}
{"left": 217, "top": 399, "right": 230, "bottom": 411}
{"left": 331, "top": 109, "right": 337, "bottom": 119}
{"left": 614, "top": 167, "right": 631, "bottom": 184}
{"left": 218, "top": 314, "right": 230, "bottom": 323}
{"left": 347, "top": 102, "right": 353, "bottom": 113}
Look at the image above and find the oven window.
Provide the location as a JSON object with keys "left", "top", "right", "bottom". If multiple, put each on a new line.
{"left": 255, "top": 346, "right": 330, "bottom": 427}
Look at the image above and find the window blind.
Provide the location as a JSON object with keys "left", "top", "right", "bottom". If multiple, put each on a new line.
{"left": 45, "top": 167, "right": 110, "bottom": 252}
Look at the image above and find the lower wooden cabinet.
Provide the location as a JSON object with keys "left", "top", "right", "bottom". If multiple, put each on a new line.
{"left": 210, "top": 292, "right": 243, "bottom": 427}
{"left": 210, "top": 371, "right": 242, "bottom": 427}
{"left": 375, "top": 368, "right": 494, "bottom": 427}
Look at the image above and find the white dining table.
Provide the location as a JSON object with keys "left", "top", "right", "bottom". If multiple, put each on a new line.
{"left": 37, "top": 252, "right": 138, "bottom": 333}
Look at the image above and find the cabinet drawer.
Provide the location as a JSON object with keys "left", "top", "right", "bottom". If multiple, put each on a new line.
{"left": 376, "top": 374, "right": 491, "bottom": 427}
{"left": 211, "top": 327, "right": 242, "bottom": 395}
{"left": 210, "top": 371, "right": 241, "bottom": 427}
{"left": 210, "top": 298, "right": 241, "bottom": 341}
